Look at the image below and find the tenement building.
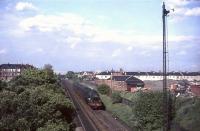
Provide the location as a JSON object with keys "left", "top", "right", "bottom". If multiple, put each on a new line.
{"left": 0, "top": 64, "right": 34, "bottom": 81}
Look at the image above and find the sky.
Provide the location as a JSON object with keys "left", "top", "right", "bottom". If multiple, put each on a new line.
{"left": 0, "top": 0, "right": 200, "bottom": 72}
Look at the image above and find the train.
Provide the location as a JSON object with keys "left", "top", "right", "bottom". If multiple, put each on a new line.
{"left": 73, "top": 82, "right": 105, "bottom": 110}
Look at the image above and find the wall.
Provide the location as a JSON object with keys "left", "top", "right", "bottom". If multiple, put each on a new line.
{"left": 95, "top": 80, "right": 127, "bottom": 91}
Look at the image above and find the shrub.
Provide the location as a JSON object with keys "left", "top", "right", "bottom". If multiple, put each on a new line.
{"left": 133, "top": 91, "right": 164, "bottom": 130}
{"left": 111, "top": 92, "right": 122, "bottom": 104}
{"left": 174, "top": 97, "right": 200, "bottom": 131}
{"left": 0, "top": 80, "right": 7, "bottom": 91}
{"left": 97, "top": 84, "right": 110, "bottom": 95}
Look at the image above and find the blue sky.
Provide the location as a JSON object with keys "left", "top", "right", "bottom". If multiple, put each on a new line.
{"left": 0, "top": 0, "right": 200, "bottom": 72}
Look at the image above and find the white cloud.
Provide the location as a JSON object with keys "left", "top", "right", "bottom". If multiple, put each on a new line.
{"left": 171, "top": 7, "right": 200, "bottom": 16}
{"left": 165, "top": 0, "right": 200, "bottom": 8}
{"left": 127, "top": 46, "right": 133, "bottom": 51}
{"left": 19, "top": 14, "right": 87, "bottom": 32}
{"left": 18, "top": 13, "right": 198, "bottom": 50}
{"left": 0, "top": 49, "right": 7, "bottom": 54}
{"left": 112, "top": 49, "right": 121, "bottom": 57}
{"left": 15, "top": 2, "right": 38, "bottom": 11}
{"left": 166, "top": 0, "right": 190, "bottom": 8}
{"left": 65, "top": 36, "right": 81, "bottom": 49}
{"left": 185, "top": 7, "right": 200, "bottom": 16}
{"left": 166, "top": 0, "right": 200, "bottom": 22}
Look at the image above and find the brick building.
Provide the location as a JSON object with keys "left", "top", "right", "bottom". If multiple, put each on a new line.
{"left": 190, "top": 85, "right": 200, "bottom": 96}
{"left": 95, "top": 75, "right": 144, "bottom": 92}
{"left": 0, "top": 64, "right": 34, "bottom": 81}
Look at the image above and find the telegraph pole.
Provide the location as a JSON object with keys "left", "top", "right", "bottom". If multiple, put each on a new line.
{"left": 162, "top": 2, "right": 170, "bottom": 131}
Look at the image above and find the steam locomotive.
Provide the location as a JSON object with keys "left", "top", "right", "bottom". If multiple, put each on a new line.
{"left": 73, "top": 82, "right": 105, "bottom": 110}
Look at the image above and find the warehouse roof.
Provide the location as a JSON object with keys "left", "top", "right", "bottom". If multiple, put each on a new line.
{"left": 112, "top": 76, "right": 144, "bottom": 85}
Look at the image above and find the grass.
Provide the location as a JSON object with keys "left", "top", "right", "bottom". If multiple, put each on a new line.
{"left": 119, "top": 91, "right": 139, "bottom": 102}
{"left": 100, "top": 94, "right": 136, "bottom": 130}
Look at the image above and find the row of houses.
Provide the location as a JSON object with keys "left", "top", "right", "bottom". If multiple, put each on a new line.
{"left": 170, "top": 81, "right": 200, "bottom": 97}
{"left": 94, "top": 71, "right": 200, "bottom": 81}
{"left": 78, "top": 71, "right": 200, "bottom": 93}
{"left": 0, "top": 64, "right": 34, "bottom": 81}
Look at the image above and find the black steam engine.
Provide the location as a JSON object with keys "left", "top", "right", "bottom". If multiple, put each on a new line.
{"left": 73, "top": 83, "right": 105, "bottom": 110}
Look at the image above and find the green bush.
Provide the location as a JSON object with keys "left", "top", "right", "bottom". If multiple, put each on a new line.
{"left": 111, "top": 92, "right": 122, "bottom": 104}
{"left": 0, "top": 80, "right": 7, "bottom": 91}
{"left": 133, "top": 91, "right": 164, "bottom": 130}
{"left": 97, "top": 84, "right": 110, "bottom": 95}
{"left": 174, "top": 97, "right": 200, "bottom": 131}
{"left": 38, "top": 121, "right": 69, "bottom": 131}
{"left": 100, "top": 94, "right": 136, "bottom": 129}
{"left": 66, "top": 71, "right": 78, "bottom": 80}
{"left": 0, "top": 68, "right": 75, "bottom": 131}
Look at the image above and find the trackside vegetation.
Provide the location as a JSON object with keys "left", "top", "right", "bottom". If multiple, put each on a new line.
{"left": 97, "top": 84, "right": 110, "bottom": 95}
{"left": 100, "top": 91, "right": 165, "bottom": 130}
{"left": 99, "top": 85, "right": 200, "bottom": 131}
{"left": 133, "top": 91, "right": 164, "bottom": 130}
{"left": 172, "top": 96, "right": 200, "bottom": 131}
{"left": 0, "top": 67, "right": 75, "bottom": 131}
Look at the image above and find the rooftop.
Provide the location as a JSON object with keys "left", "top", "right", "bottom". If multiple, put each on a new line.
{"left": 0, "top": 64, "right": 34, "bottom": 69}
{"left": 112, "top": 75, "right": 144, "bottom": 85}
{"left": 97, "top": 71, "right": 111, "bottom": 75}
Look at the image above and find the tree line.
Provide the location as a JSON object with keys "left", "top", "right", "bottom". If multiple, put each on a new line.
{"left": 0, "top": 65, "right": 75, "bottom": 131}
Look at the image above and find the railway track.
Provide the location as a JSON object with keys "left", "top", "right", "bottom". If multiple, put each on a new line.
{"left": 62, "top": 80, "right": 99, "bottom": 131}
{"left": 93, "top": 110, "right": 128, "bottom": 131}
{"left": 62, "top": 80, "right": 132, "bottom": 131}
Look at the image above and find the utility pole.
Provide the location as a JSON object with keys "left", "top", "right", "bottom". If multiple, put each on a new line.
{"left": 162, "top": 2, "right": 170, "bottom": 131}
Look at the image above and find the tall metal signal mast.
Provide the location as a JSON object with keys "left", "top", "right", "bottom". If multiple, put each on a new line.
{"left": 162, "top": 2, "right": 170, "bottom": 131}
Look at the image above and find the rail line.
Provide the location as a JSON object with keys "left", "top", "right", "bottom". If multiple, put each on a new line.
{"left": 62, "top": 80, "right": 131, "bottom": 131}
{"left": 62, "top": 80, "right": 99, "bottom": 131}
{"left": 62, "top": 81, "right": 87, "bottom": 131}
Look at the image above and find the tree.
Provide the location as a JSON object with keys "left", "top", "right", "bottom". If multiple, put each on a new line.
{"left": 10, "top": 68, "right": 57, "bottom": 87}
{"left": 0, "top": 80, "right": 7, "bottom": 91}
{"left": 43, "top": 64, "right": 53, "bottom": 71}
{"left": 66, "top": 71, "right": 78, "bottom": 80}
{"left": 0, "top": 68, "right": 75, "bottom": 131}
{"left": 38, "top": 121, "right": 69, "bottom": 131}
{"left": 97, "top": 84, "right": 110, "bottom": 95}
{"left": 174, "top": 97, "right": 200, "bottom": 131}
{"left": 43, "top": 64, "right": 56, "bottom": 83}
{"left": 133, "top": 91, "right": 164, "bottom": 130}
{"left": 111, "top": 92, "right": 122, "bottom": 104}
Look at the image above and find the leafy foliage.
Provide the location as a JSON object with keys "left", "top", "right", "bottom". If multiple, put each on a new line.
{"left": 0, "top": 80, "right": 7, "bottom": 91}
{"left": 0, "top": 68, "right": 74, "bottom": 131}
{"left": 97, "top": 84, "right": 110, "bottom": 95}
{"left": 111, "top": 92, "right": 122, "bottom": 104}
{"left": 38, "top": 121, "right": 69, "bottom": 131}
{"left": 66, "top": 71, "right": 78, "bottom": 80}
{"left": 174, "top": 97, "right": 200, "bottom": 131}
{"left": 133, "top": 91, "right": 164, "bottom": 130}
{"left": 100, "top": 94, "right": 137, "bottom": 129}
